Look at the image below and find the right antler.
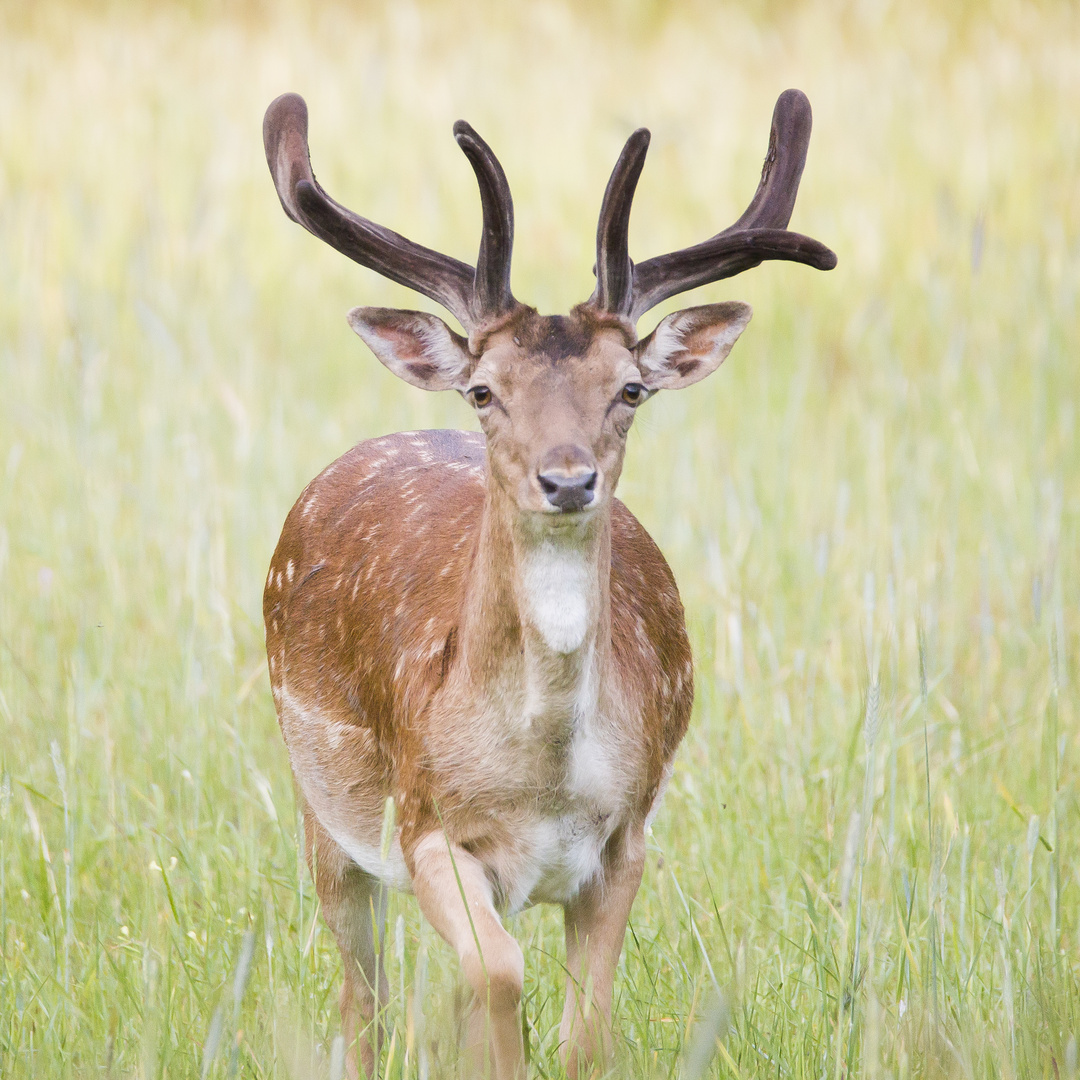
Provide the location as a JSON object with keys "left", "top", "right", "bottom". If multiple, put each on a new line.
{"left": 590, "top": 89, "right": 837, "bottom": 323}
{"left": 263, "top": 93, "right": 520, "bottom": 332}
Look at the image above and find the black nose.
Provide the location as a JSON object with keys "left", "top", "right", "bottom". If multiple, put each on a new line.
{"left": 537, "top": 469, "right": 598, "bottom": 512}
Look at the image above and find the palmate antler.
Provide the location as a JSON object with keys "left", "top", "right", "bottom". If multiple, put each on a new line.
{"left": 263, "top": 88, "right": 835, "bottom": 334}
{"left": 263, "top": 93, "right": 519, "bottom": 333}
{"left": 590, "top": 89, "right": 837, "bottom": 321}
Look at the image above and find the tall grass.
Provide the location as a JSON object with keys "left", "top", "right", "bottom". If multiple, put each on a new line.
{"left": 0, "top": 1, "right": 1077, "bottom": 1076}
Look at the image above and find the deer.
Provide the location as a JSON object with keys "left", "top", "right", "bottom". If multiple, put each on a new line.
{"left": 262, "top": 88, "right": 835, "bottom": 1079}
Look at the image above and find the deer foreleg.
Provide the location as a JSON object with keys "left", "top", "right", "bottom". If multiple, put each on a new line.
{"left": 559, "top": 826, "right": 646, "bottom": 1078}
{"left": 409, "top": 832, "right": 525, "bottom": 1080}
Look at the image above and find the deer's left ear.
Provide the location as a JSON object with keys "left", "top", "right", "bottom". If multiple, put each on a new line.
{"left": 634, "top": 302, "right": 752, "bottom": 390}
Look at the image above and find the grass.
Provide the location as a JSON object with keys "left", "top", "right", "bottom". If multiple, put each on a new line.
{"left": 0, "top": 0, "right": 1078, "bottom": 1076}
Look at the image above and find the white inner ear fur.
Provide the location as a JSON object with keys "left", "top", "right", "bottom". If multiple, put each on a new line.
{"left": 636, "top": 302, "right": 752, "bottom": 390}
{"left": 347, "top": 307, "right": 471, "bottom": 391}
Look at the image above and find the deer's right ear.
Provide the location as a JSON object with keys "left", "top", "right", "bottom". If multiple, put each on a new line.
{"left": 347, "top": 308, "right": 472, "bottom": 392}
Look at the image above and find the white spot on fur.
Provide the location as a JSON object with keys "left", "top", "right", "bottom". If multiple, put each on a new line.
{"left": 567, "top": 724, "right": 617, "bottom": 808}
{"left": 510, "top": 817, "right": 605, "bottom": 910}
{"left": 573, "top": 652, "right": 598, "bottom": 720}
{"left": 328, "top": 830, "right": 411, "bottom": 891}
{"left": 520, "top": 543, "right": 591, "bottom": 654}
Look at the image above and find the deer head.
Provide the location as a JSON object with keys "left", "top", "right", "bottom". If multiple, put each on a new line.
{"left": 263, "top": 91, "right": 836, "bottom": 522}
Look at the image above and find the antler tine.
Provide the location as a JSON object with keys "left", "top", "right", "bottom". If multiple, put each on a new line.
{"left": 727, "top": 88, "right": 812, "bottom": 233}
{"left": 629, "top": 229, "right": 836, "bottom": 321}
{"left": 592, "top": 128, "right": 651, "bottom": 317}
{"left": 616, "top": 89, "right": 836, "bottom": 322}
{"left": 263, "top": 93, "right": 479, "bottom": 329}
{"left": 453, "top": 121, "right": 517, "bottom": 322}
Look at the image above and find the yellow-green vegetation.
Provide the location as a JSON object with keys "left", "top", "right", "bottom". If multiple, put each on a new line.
{"left": 1, "top": 1, "right": 1077, "bottom": 1076}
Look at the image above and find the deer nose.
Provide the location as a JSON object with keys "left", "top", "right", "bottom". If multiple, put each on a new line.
{"left": 538, "top": 470, "right": 598, "bottom": 511}
{"left": 537, "top": 445, "right": 598, "bottom": 512}
{"left": 537, "top": 458, "right": 598, "bottom": 511}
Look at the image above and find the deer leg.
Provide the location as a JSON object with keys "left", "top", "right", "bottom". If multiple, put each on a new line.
{"left": 409, "top": 832, "right": 525, "bottom": 1080}
{"left": 559, "top": 826, "right": 646, "bottom": 1078}
{"left": 304, "top": 806, "right": 388, "bottom": 1080}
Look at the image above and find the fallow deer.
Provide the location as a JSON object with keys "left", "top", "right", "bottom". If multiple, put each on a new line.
{"left": 262, "top": 88, "right": 835, "bottom": 1079}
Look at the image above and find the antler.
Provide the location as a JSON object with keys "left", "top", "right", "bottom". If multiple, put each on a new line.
{"left": 590, "top": 89, "right": 837, "bottom": 323}
{"left": 263, "top": 93, "right": 518, "bottom": 331}
{"left": 593, "top": 127, "right": 651, "bottom": 316}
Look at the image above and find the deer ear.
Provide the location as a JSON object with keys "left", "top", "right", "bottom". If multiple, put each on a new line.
{"left": 347, "top": 307, "right": 472, "bottom": 391}
{"left": 634, "top": 302, "right": 752, "bottom": 390}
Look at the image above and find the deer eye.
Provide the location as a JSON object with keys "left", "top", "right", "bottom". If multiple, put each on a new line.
{"left": 468, "top": 386, "right": 493, "bottom": 408}
{"left": 620, "top": 383, "right": 646, "bottom": 406}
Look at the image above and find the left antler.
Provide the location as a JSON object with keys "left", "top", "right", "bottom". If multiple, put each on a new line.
{"left": 589, "top": 88, "right": 837, "bottom": 322}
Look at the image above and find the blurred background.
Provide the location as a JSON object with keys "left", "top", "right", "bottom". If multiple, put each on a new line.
{"left": 0, "top": 0, "right": 1077, "bottom": 1076}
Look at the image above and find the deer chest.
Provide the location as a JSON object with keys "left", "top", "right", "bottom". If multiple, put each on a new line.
{"left": 445, "top": 706, "right": 637, "bottom": 914}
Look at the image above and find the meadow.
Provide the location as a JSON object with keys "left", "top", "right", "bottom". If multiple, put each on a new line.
{"left": 0, "top": 0, "right": 1077, "bottom": 1076}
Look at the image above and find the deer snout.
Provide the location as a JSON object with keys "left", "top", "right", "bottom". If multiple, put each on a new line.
{"left": 537, "top": 446, "right": 598, "bottom": 512}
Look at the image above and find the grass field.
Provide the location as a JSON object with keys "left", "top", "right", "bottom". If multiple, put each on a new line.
{"left": 1, "top": 0, "right": 1078, "bottom": 1076}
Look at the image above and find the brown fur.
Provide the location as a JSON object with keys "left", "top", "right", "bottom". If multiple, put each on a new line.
{"left": 265, "top": 429, "right": 691, "bottom": 858}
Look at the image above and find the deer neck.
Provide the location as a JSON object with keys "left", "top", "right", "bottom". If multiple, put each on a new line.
{"left": 457, "top": 471, "right": 611, "bottom": 719}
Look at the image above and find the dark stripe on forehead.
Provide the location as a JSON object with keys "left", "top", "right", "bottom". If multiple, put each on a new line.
{"left": 471, "top": 306, "right": 636, "bottom": 359}
{"left": 524, "top": 316, "right": 594, "bottom": 362}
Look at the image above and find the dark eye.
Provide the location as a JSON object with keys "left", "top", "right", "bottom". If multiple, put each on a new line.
{"left": 620, "top": 383, "right": 646, "bottom": 406}
{"left": 469, "top": 386, "right": 493, "bottom": 408}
